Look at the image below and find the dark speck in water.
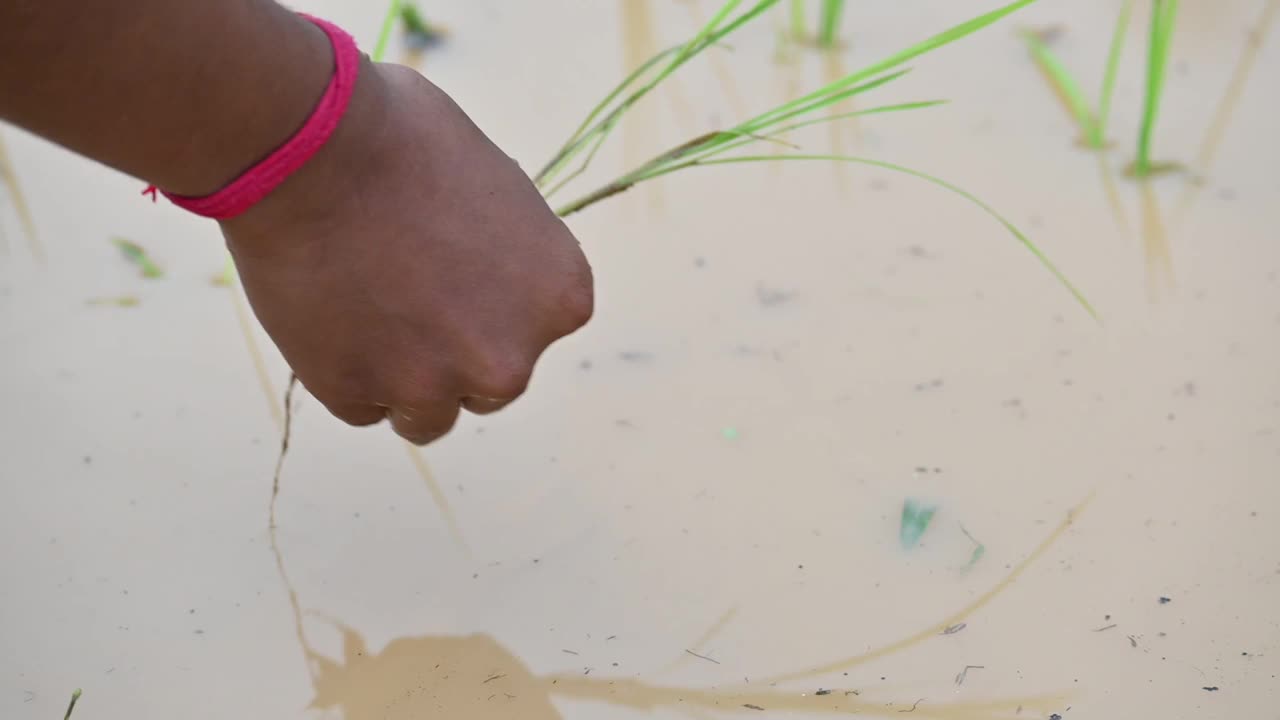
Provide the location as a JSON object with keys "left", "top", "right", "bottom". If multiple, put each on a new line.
{"left": 618, "top": 351, "right": 654, "bottom": 363}
{"left": 756, "top": 284, "right": 794, "bottom": 307}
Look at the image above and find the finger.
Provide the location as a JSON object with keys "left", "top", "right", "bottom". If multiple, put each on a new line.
{"left": 467, "top": 356, "right": 533, "bottom": 407}
{"left": 319, "top": 399, "right": 386, "bottom": 427}
{"left": 460, "top": 396, "right": 513, "bottom": 415}
{"left": 387, "top": 401, "right": 461, "bottom": 446}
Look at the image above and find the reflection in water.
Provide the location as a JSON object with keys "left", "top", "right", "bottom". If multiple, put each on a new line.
{"left": 1173, "top": 0, "right": 1278, "bottom": 222}
{"left": 0, "top": 130, "right": 42, "bottom": 261}
{"left": 823, "top": 47, "right": 856, "bottom": 188}
{"left": 1139, "top": 180, "right": 1175, "bottom": 300}
{"left": 620, "top": 0, "right": 666, "bottom": 212}
{"left": 271, "top": 501, "right": 1088, "bottom": 719}
{"left": 1096, "top": 152, "right": 1130, "bottom": 234}
{"left": 681, "top": 0, "right": 748, "bottom": 117}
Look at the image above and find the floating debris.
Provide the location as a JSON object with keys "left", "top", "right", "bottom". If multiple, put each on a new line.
{"left": 1202, "top": 686, "right": 1219, "bottom": 692}
{"left": 960, "top": 525, "right": 986, "bottom": 570}
{"left": 86, "top": 295, "right": 140, "bottom": 308}
{"left": 900, "top": 499, "right": 938, "bottom": 549}
{"left": 955, "top": 665, "right": 985, "bottom": 685}
{"left": 1159, "top": 596, "right": 1172, "bottom": 604}
{"left": 756, "top": 284, "right": 795, "bottom": 307}
{"left": 685, "top": 649, "right": 720, "bottom": 665}
{"left": 721, "top": 426, "right": 740, "bottom": 441}
{"left": 112, "top": 237, "right": 162, "bottom": 278}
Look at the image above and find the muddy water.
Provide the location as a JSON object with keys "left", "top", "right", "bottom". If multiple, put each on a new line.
{"left": 3, "top": 1, "right": 1279, "bottom": 718}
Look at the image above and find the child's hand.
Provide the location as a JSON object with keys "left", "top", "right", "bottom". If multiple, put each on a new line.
{"left": 221, "top": 61, "right": 594, "bottom": 444}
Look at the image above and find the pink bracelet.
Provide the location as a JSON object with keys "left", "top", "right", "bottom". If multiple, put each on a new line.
{"left": 142, "top": 14, "right": 360, "bottom": 220}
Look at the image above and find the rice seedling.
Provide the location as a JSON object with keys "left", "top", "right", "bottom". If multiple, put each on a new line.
{"left": 789, "top": 0, "right": 808, "bottom": 43}
{"left": 1131, "top": 0, "right": 1180, "bottom": 177}
{"left": 1019, "top": 0, "right": 1133, "bottom": 149}
{"left": 817, "top": 0, "right": 846, "bottom": 48}
{"left": 539, "top": 0, "right": 1094, "bottom": 317}
{"left": 786, "top": 0, "right": 846, "bottom": 48}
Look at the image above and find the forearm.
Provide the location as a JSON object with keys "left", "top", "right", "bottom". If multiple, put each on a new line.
{"left": 0, "top": 0, "right": 332, "bottom": 196}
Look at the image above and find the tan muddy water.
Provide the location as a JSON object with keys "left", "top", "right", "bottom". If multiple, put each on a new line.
{"left": 2, "top": 1, "right": 1278, "bottom": 718}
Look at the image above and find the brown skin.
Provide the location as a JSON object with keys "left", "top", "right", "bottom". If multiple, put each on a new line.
{"left": 1, "top": 1, "right": 594, "bottom": 444}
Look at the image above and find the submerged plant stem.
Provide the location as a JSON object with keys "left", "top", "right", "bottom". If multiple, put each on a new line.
{"left": 0, "top": 131, "right": 42, "bottom": 261}
{"left": 63, "top": 689, "right": 82, "bottom": 720}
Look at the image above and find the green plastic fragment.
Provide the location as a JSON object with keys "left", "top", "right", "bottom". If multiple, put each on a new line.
{"left": 900, "top": 499, "right": 937, "bottom": 549}
{"left": 721, "top": 426, "right": 740, "bottom": 441}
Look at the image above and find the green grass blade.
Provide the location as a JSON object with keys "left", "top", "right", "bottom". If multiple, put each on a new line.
{"left": 1095, "top": 0, "right": 1135, "bottom": 146}
{"left": 665, "top": 68, "right": 916, "bottom": 165}
{"left": 742, "top": 68, "right": 914, "bottom": 133}
{"left": 1020, "top": 30, "right": 1097, "bottom": 142}
{"left": 761, "top": 100, "right": 948, "bottom": 142}
{"left": 372, "top": 0, "right": 404, "bottom": 62}
{"left": 743, "top": 0, "right": 1041, "bottom": 133}
{"left": 818, "top": 0, "right": 846, "bottom": 48}
{"left": 1136, "top": 0, "right": 1178, "bottom": 175}
{"left": 538, "top": 1, "right": 781, "bottom": 188}
{"left": 696, "top": 100, "right": 948, "bottom": 161}
{"left": 635, "top": 153, "right": 1097, "bottom": 318}
{"left": 535, "top": 45, "right": 684, "bottom": 184}
{"left": 658, "top": 0, "right": 747, "bottom": 83}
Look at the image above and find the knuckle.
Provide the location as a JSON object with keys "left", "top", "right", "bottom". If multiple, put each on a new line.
{"left": 471, "top": 354, "right": 533, "bottom": 399}
{"left": 562, "top": 283, "right": 595, "bottom": 329}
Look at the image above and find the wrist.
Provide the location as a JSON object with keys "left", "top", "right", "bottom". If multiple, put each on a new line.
{"left": 159, "top": 4, "right": 334, "bottom": 196}
{"left": 220, "top": 55, "right": 388, "bottom": 243}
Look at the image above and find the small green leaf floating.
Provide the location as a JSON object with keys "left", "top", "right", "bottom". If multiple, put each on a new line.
{"left": 111, "top": 237, "right": 162, "bottom": 279}
{"left": 900, "top": 499, "right": 938, "bottom": 549}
